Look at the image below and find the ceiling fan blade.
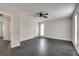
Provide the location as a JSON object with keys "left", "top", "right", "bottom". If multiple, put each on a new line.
{"left": 43, "top": 15, "right": 48, "bottom": 18}
{"left": 43, "top": 13, "right": 48, "bottom": 15}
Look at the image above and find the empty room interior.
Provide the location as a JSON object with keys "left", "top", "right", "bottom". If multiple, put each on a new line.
{"left": 0, "top": 3, "right": 79, "bottom": 56}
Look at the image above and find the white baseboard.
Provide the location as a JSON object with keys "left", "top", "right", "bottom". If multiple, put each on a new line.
{"left": 72, "top": 41, "right": 79, "bottom": 55}
{"left": 44, "top": 36, "right": 72, "bottom": 41}
{"left": 11, "top": 37, "right": 36, "bottom": 48}
{"left": 11, "top": 43, "right": 20, "bottom": 48}
{"left": 20, "top": 37, "right": 35, "bottom": 42}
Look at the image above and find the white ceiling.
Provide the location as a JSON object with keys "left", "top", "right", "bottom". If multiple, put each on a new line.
{"left": 0, "top": 3, "right": 77, "bottom": 22}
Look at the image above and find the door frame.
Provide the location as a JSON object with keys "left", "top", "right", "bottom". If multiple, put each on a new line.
{"left": 0, "top": 12, "right": 13, "bottom": 47}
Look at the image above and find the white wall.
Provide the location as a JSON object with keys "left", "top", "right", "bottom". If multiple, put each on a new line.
{"left": 11, "top": 14, "right": 20, "bottom": 48}
{"left": 0, "top": 22, "right": 3, "bottom": 37}
{"left": 0, "top": 9, "right": 21, "bottom": 48}
{"left": 72, "top": 4, "right": 79, "bottom": 55}
{"left": 0, "top": 6, "right": 37, "bottom": 48}
{"left": 34, "top": 22, "right": 39, "bottom": 37}
{"left": 20, "top": 13, "right": 35, "bottom": 41}
{"left": 44, "top": 18, "right": 72, "bottom": 41}
{"left": 72, "top": 5, "right": 77, "bottom": 54}
{"left": 77, "top": 5, "right": 79, "bottom": 54}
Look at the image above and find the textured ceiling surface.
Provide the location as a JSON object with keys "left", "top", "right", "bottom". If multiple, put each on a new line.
{"left": 0, "top": 3, "right": 77, "bottom": 22}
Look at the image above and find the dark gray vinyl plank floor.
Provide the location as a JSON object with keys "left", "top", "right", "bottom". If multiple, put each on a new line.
{"left": 0, "top": 37, "right": 10, "bottom": 56}
{"left": 0, "top": 37, "right": 78, "bottom": 56}
{"left": 11, "top": 37, "right": 78, "bottom": 56}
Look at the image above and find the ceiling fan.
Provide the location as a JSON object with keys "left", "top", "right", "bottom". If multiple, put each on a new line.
{"left": 35, "top": 12, "right": 48, "bottom": 18}
{"left": 39, "top": 13, "right": 48, "bottom": 18}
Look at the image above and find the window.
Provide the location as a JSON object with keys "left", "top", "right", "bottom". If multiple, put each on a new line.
{"left": 75, "top": 14, "right": 77, "bottom": 45}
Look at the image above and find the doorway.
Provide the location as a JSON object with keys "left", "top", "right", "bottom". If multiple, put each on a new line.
{"left": 0, "top": 16, "right": 11, "bottom": 41}
{"left": 0, "top": 14, "right": 12, "bottom": 55}
{"left": 39, "top": 22, "right": 44, "bottom": 36}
